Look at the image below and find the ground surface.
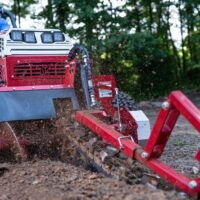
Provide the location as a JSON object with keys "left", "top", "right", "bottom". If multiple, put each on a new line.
{"left": 0, "top": 91, "right": 199, "bottom": 200}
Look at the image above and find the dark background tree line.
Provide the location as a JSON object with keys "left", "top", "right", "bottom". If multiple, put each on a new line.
{"left": 5, "top": 0, "right": 200, "bottom": 99}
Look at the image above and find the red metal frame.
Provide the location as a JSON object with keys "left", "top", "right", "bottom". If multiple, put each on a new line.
{"left": 145, "top": 91, "right": 200, "bottom": 159}
{"left": 76, "top": 90, "right": 200, "bottom": 197}
{"left": 92, "top": 75, "right": 138, "bottom": 141}
{"left": 92, "top": 75, "right": 116, "bottom": 117}
{"left": 0, "top": 84, "right": 71, "bottom": 92}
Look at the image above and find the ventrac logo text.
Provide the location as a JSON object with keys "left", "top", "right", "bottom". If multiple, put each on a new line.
{"left": 38, "top": 66, "right": 50, "bottom": 75}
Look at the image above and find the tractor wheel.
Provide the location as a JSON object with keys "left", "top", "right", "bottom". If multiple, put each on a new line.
{"left": 112, "top": 91, "right": 138, "bottom": 111}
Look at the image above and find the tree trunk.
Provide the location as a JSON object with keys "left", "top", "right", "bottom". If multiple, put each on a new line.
{"left": 13, "top": 0, "right": 21, "bottom": 27}
{"left": 166, "top": 5, "right": 182, "bottom": 78}
{"left": 148, "top": 0, "right": 153, "bottom": 33}
{"left": 47, "top": 0, "right": 55, "bottom": 27}
{"left": 178, "top": 2, "right": 187, "bottom": 76}
{"left": 185, "top": 3, "right": 197, "bottom": 64}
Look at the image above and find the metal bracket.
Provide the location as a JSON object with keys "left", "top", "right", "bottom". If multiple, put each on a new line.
{"left": 118, "top": 136, "right": 134, "bottom": 150}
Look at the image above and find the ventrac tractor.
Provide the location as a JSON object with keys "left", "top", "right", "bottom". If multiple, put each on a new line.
{"left": 0, "top": 7, "right": 199, "bottom": 198}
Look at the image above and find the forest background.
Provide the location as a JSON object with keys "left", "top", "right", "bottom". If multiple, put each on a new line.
{"left": 2, "top": 0, "right": 200, "bottom": 100}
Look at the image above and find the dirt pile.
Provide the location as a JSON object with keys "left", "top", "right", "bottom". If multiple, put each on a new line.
{"left": 0, "top": 160, "right": 183, "bottom": 200}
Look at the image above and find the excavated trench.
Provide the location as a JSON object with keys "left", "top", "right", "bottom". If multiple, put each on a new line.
{"left": 0, "top": 94, "right": 199, "bottom": 199}
{"left": 0, "top": 100, "right": 76, "bottom": 161}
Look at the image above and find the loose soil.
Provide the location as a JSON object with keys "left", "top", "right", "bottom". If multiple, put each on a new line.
{"left": 0, "top": 92, "right": 199, "bottom": 200}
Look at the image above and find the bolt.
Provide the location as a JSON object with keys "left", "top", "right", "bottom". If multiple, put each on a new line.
{"left": 141, "top": 152, "right": 149, "bottom": 159}
{"left": 115, "top": 88, "right": 119, "bottom": 95}
{"left": 162, "top": 101, "right": 170, "bottom": 110}
{"left": 65, "top": 65, "right": 69, "bottom": 68}
{"left": 71, "top": 61, "right": 75, "bottom": 65}
{"left": 188, "top": 180, "right": 197, "bottom": 189}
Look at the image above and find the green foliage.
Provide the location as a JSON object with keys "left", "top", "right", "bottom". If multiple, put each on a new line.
{"left": 173, "top": 140, "right": 187, "bottom": 147}
{"left": 186, "top": 65, "right": 200, "bottom": 85}
{"left": 125, "top": 32, "right": 175, "bottom": 99}
{"left": 86, "top": 31, "right": 176, "bottom": 99}
{"left": 11, "top": 0, "right": 38, "bottom": 26}
{"left": 190, "top": 32, "right": 200, "bottom": 63}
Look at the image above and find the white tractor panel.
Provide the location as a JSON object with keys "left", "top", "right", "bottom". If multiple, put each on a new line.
{"left": 0, "top": 28, "right": 73, "bottom": 56}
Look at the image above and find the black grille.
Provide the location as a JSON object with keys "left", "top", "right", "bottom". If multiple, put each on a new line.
{"left": 14, "top": 62, "right": 66, "bottom": 78}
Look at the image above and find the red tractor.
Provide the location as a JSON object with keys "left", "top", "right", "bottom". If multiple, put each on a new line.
{"left": 0, "top": 7, "right": 199, "bottom": 197}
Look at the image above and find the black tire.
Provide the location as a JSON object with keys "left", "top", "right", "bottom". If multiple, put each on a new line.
{"left": 112, "top": 91, "right": 138, "bottom": 111}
